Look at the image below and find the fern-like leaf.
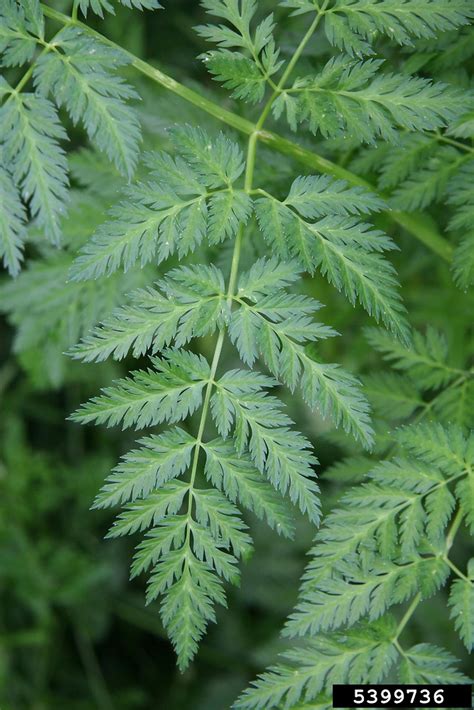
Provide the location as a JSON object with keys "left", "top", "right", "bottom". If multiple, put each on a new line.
{"left": 323, "top": 0, "right": 474, "bottom": 56}
{"left": 236, "top": 618, "right": 398, "bottom": 710}
{"left": 69, "top": 265, "right": 227, "bottom": 362}
{"left": 274, "top": 57, "right": 468, "bottom": 143}
{"left": 34, "top": 27, "right": 141, "bottom": 178}
{"left": 0, "top": 80, "right": 68, "bottom": 244}
{"left": 255, "top": 182, "right": 409, "bottom": 342}
{"left": 285, "top": 423, "right": 472, "bottom": 640}
{"left": 0, "top": 0, "right": 44, "bottom": 67}
{"left": 70, "top": 129, "right": 251, "bottom": 280}
{"left": 0, "top": 160, "right": 26, "bottom": 276}
{"left": 71, "top": 350, "right": 210, "bottom": 429}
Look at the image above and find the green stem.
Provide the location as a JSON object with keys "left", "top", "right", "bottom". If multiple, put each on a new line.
{"left": 12, "top": 64, "right": 36, "bottom": 94}
{"left": 434, "top": 132, "right": 474, "bottom": 154}
{"left": 6, "top": 40, "right": 53, "bottom": 98}
{"left": 445, "top": 557, "right": 470, "bottom": 583}
{"left": 41, "top": 5, "right": 255, "bottom": 136}
{"left": 256, "top": 1, "right": 329, "bottom": 129}
{"left": 182, "top": 5, "right": 313, "bottom": 532}
{"left": 394, "top": 594, "right": 422, "bottom": 642}
{"left": 184, "top": 330, "right": 225, "bottom": 521}
{"left": 445, "top": 507, "right": 465, "bottom": 553}
{"left": 1, "top": 34, "right": 60, "bottom": 106}
{"left": 278, "top": 4, "right": 329, "bottom": 89}
{"left": 184, "top": 125, "right": 259, "bottom": 535}
{"left": 182, "top": 8, "right": 332, "bottom": 520}
{"left": 442, "top": 509, "right": 470, "bottom": 580}
{"left": 393, "top": 506, "right": 468, "bottom": 650}
{"left": 39, "top": 4, "right": 453, "bottom": 263}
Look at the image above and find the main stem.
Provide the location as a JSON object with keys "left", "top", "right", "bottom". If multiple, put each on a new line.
{"left": 184, "top": 10, "right": 323, "bottom": 524}
{"left": 184, "top": 134, "right": 258, "bottom": 526}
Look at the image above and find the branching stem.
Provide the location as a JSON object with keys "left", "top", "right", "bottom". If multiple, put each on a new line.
{"left": 393, "top": 505, "right": 467, "bottom": 653}
{"left": 184, "top": 129, "right": 258, "bottom": 540}
{"left": 183, "top": 11, "right": 326, "bottom": 533}
{"left": 40, "top": 3, "right": 454, "bottom": 262}
{"left": 256, "top": 1, "right": 330, "bottom": 129}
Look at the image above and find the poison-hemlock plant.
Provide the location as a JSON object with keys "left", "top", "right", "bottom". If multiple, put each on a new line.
{"left": 1, "top": 0, "right": 473, "bottom": 682}
{"left": 237, "top": 331, "right": 474, "bottom": 709}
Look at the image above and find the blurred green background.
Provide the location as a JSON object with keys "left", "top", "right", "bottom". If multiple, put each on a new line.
{"left": 1, "top": 1, "right": 473, "bottom": 708}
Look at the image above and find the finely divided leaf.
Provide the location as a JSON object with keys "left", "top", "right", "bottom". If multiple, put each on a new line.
{"left": 255, "top": 185, "right": 409, "bottom": 342}
{"left": 69, "top": 265, "right": 226, "bottom": 361}
{"left": 276, "top": 57, "right": 468, "bottom": 143}
{"left": 0, "top": 0, "right": 44, "bottom": 67}
{"left": 0, "top": 82, "right": 68, "bottom": 244}
{"left": 34, "top": 27, "right": 141, "bottom": 179}
{"left": 449, "top": 578, "right": 474, "bottom": 652}
{"left": 71, "top": 350, "right": 210, "bottom": 429}
{"left": 0, "top": 161, "right": 26, "bottom": 275}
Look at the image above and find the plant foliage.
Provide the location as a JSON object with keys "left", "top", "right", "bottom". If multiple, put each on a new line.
{"left": 0, "top": 0, "right": 472, "bottom": 695}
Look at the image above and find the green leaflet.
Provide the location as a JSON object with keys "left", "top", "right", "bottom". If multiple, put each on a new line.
{"left": 34, "top": 27, "right": 141, "bottom": 178}
{"left": 211, "top": 369, "right": 321, "bottom": 522}
{"left": 0, "top": 189, "right": 147, "bottom": 386}
{"left": 93, "top": 427, "right": 196, "bottom": 508}
{"left": 449, "top": 578, "right": 474, "bottom": 652}
{"left": 255, "top": 182, "right": 409, "bottom": 343}
{"left": 203, "top": 438, "right": 296, "bottom": 538}
{"left": 0, "top": 0, "right": 44, "bottom": 67}
{"left": 202, "top": 49, "right": 269, "bottom": 104}
{"left": 399, "top": 644, "right": 471, "bottom": 684}
{"left": 0, "top": 6, "right": 148, "bottom": 270}
{"left": 363, "top": 372, "right": 424, "bottom": 420}
{"left": 71, "top": 350, "right": 211, "bottom": 429}
{"left": 0, "top": 160, "right": 26, "bottom": 276}
{"left": 0, "top": 80, "right": 69, "bottom": 245}
{"left": 365, "top": 326, "right": 460, "bottom": 389}
{"left": 77, "top": 0, "right": 162, "bottom": 17}
{"left": 274, "top": 56, "right": 469, "bottom": 143}
{"left": 280, "top": 0, "right": 474, "bottom": 56}
{"left": 107, "top": 481, "right": 190, "bottom": 537}
{"left": 229, "top": 279, "right": 374, "bottom": 446}
{"left": 196, "top": 0, "right": 282, "bottom": 107}
{"left": 281, "top": 423, "right": 472, "bottom": 652}
{"left": 70, "top": 130, "right": 252, "bottom": 280}
{"left": 287, "top": 555, "right": 450, "bottom": 637}
{"left": 391, "top": 147, "right": 469, "bottom": 211}
{"left": 235, "top": 618, "right": 398, "bottom": 710}
{"left": 69, "top": 264, "right": 228, "bottom": 362}
{"left": 324, "top": 0, "right": 474, "bottom": 55}
{"left": 448, "top": 161, "right": 474, "bottom": 288}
